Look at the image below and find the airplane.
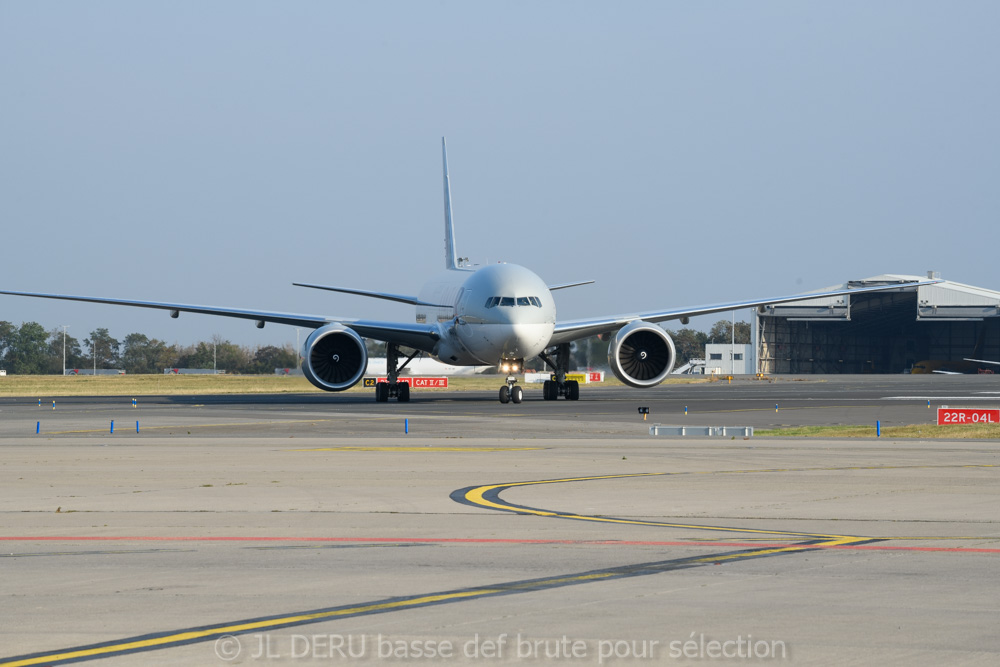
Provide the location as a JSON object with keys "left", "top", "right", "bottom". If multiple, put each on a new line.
{"left": 910, "top": 359, "right": 996, "bottom": 375}
{"left": 0, "top": 139, "right": 941, "bottom": 404}
{"left": 964, "top": 358, "right": 1000, "bottom": 367}
{"left": 910, "top": 327, "right": 996, "bottom": 374}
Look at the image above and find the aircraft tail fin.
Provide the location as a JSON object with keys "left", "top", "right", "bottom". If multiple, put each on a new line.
{"left": 442, "top": 137, "right": 459, "bottom": 270}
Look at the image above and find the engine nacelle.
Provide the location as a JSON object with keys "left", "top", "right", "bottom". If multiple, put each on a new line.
{"left": 607, "top": 320, "right": 676, "bottom": 388}
{"left": 302, "top": 324, "right": 368, "bottom": 391}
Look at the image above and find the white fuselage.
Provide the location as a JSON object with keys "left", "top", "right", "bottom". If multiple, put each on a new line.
{"left": 415, "top": 263, "right": 556, "bottom": 367}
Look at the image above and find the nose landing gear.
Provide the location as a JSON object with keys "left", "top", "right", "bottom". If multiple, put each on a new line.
{"left": 498, "top": 358, "right": 524, "bottom": 404}
{"left": 499, "top": 383, "right": 523, "bottom": 404}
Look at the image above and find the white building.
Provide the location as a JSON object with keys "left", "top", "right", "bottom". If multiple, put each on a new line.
{"left": 704, "top": 344, "right": 754, "bottom": 375}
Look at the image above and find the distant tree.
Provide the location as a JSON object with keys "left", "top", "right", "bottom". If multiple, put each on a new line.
{"left": 151, "top": 338, "right": 179, "bottom": 371}
{"left": 252, "top": 344, "right": 299, "bottom": 374}
{"left": 707, "top": 320, "right": 751, "bottom": 344}
{"left": 44, "top": 328, "right": 84, "bottom": 374}
{"left": 215, "top": 337, "right": 250, "bottom": 373}
{"left": 178, "top": 341, "right": 216, "bottom": 370}
{"left": 708, "top": 320, "right": 730, "bottom": 343}
{"left": 121, "top": 333, "right": 176, "bottom": 374}
{"left": 736, "top": 321, "right": 751, "bottom": 344}
{"left": 0, "top": 320, "right": 15, "bottom": 367}
{"left": 5, "top": 322, "right": 50, "bottom": 374}
{"left": 84, "top": 328, "right": 121, "bottom": 369}
{"left": 177, "top": 337, "right": 250, "bottom": 373}
{"left": 667, "top": 328, "right": 709, "bottom": 366}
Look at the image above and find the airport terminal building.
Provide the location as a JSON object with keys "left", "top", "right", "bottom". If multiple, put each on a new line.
{"left": 755, "top": 274, "right": 1000, "bottom": 374}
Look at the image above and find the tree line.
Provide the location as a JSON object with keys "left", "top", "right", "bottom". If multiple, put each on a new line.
{"left": 0, "top": 319, "right": 750, "bottom": 375}
{"left": 0, "top": 322, "right": 299, "bottom": 375}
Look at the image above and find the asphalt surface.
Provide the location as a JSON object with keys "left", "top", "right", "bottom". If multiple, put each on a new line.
{"left": 1, "top": 375, "right": 999, "bottom": 665}
{"left": 3, "top": 373, "right": 1000, "bottom": 439}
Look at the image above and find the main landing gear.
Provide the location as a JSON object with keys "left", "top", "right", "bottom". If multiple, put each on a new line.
{"left": 375, "top": 344, "right": 418, "bottom": 403}
{"left": 498, "top": 359, "right": 524, "bottom": 404}
{"left": 537, "top": 343, "right": 580, "bottom": 401}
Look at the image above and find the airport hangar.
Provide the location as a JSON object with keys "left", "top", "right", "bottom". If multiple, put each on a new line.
{"left": 752, "top": 273, "right": 1000, "bottom": 374}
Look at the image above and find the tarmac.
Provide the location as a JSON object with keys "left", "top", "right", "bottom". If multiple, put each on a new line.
{"left": 1, "top": 375, "right": 999, "bottom": 665}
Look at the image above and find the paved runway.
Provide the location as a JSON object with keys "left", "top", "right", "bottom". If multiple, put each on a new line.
{"left": 4, "top": 374, "right": 1000, "bottom": 439}
{"left": 2, "top": 376, "right": 999, "bottom": 665}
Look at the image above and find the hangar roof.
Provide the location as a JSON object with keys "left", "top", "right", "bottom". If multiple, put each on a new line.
{"left": 762, "top": 274, "right": 1000, "bottom": 321}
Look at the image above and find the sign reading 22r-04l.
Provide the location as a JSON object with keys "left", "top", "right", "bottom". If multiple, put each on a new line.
{"left": 937, "top": 408, "right": 1000, "bottom": 425}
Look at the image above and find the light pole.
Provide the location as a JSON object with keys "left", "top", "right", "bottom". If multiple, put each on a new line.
{"left": 731, "top": 310, "right": 735, "bottom": 374}
{"left": 61, "top": 325, "right": 69, "bottom": 376}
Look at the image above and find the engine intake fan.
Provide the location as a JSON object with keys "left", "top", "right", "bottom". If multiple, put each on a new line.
{"left": 607, "top": 320, "right": 676, "bottom": 388}
{"left": 302, "top": 324, "right": 368, "bottom": 391}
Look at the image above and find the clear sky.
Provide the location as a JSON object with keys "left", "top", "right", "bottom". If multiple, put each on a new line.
{"left": 2, "top": 2, "right": 997, "bottom": 349}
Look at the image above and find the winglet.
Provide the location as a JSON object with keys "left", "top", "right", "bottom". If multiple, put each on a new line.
{"left": 442, "top": 137, "right": 459, "bottom": 270}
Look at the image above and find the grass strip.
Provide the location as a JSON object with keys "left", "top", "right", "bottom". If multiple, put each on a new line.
{"left": 758, "top": 423, "right": 1000, "bottom": 439}
{"left": 0, "top": 373, "right": 704, "bottom": 397}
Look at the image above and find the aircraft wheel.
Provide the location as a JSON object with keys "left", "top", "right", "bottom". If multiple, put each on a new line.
{"left": 397, "top": 382, "right": 410, "bottom": 402}
{"left": 511, "top": 385, "right": 523, "bottom": 404}
{"left": 542, "top": 380, "right": 555, "bottom": 400}
{"left": 375, "top": 383, "right": 389, "bottom": 402}
{"left": 566, "top": 380, "right": 580, "bottom": 401}
{"left": 499, "top": 385, "right": 510, "bottom": 404}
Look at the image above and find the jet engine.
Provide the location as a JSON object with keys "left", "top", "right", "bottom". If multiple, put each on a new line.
{"left": 301, "top": 324, "right": 368, "bottom": 391}
{"left": 607, "top": 320, "right": 676, "bottom": 388}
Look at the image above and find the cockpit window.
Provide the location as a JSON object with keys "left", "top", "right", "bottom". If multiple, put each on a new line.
{"left": 485, "top": 296, "right": 542, "bottom": 308}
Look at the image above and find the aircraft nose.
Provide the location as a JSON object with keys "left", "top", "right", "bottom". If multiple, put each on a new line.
{"left": 507, "top": 322, "right": 554, "bottom": 358}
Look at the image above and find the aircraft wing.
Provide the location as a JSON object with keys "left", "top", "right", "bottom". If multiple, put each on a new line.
{"left": 964, "top": 358, "right": 1000, "bottom": 366}
{"left": 346, "top": 320, "right": 440, "bottom": 352}
{"left": 549, "top": 280, "right": 942, "bottom": 346}
{"left": 292, "top": 282, "right": 451, "bottom": 308}
{"left": 0, "top": 289, "right": 442, "bottom": 353}
{"left": 547, "top": 280, "right": 595, "bottom": 291}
